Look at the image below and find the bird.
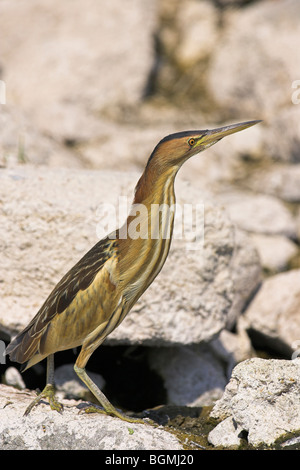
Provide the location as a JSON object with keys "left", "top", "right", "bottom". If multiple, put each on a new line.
{"left": 7, "top": 120, "right": 260, "bottom": 423}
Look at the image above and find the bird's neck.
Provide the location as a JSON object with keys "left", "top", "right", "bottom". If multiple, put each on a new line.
{"left": 116, "top": 160, "right": 178, "bottom": 303}
{"left": 133, "top": 160, "right": 178, "bottom": 207}
{"left": 118, "top": 160, "right": 178, "bottom": 243}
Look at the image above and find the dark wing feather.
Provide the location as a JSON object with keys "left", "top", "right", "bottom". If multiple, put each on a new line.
{"left": 7, "top": 236, "right": 116, "bottom": 364}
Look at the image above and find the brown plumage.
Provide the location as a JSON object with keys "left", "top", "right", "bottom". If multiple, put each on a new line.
{"left": 7, "top": 120, "right": 260, "bottom": 422}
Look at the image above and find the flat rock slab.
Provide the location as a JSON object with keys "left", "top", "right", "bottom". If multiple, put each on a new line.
{"left": 0, "top": 165, "right": 257, "bottom": 346}
{"left": 0, "top": 384, "right": 182, "bottom": 450}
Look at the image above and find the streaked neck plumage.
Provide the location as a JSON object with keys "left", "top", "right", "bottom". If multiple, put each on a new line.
{"left": 117, "top": 153, "right": 179, "bottom": 305}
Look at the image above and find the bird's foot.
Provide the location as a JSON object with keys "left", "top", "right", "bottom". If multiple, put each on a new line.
{"left": 79, "top": 403, "right": 154, "bottom": 425}
{"left": 24, "top": 384, "right": 63, "bottom": 416}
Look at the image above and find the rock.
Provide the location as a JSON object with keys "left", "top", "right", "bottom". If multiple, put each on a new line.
{"left": 149, "top": 322, "right": 255, "bottom": 409}
{"left": 0, "top": 105, "right": 80, "bottom": 168}
{"left": 0, "top": 384, "right": 182, "bottom": 450}
{"left": 262, "top": 107, "right": 300, "bottom": 164}
{"left": 0, "top": 103, "right": 180, "bottom": 173}
{"left": 245, "top": 163, "right": 300, "bottom": 203}
{"left": 0, "top": 165, "right": 241, "bottom": 346}
{"left": 208, "top": 358, "right": 300, "bottom": 447}
{"left": 148, "top": 344, "right": 227, "bottom": 407}
{"left": 0, "top": 0, "right": 157, "bottom": 141}
{"left": 3, "top": 367, "right": 26, "bottom": 390}
{"left": 225, "top": 229, "right": 261, "bottom": 329}
{"left": 244, "top": 269, "right": 300, "bottom": 356}
{"left": 218, "top": 191, "right": 297, "bottom": 239}
{"left": 210, "top": 324, "right": 255, "bottom": 377}
{"left": 208, "top": 0, "right": 300, "bottom": 119}
{"left": 174, "top": 0, "right": 219, "bottom": 68}
{"left": 208, "top": 416, "right": 241, "bottom": 449}
{"left": 250, "top": 233, "right": 298, "bottom": 272}
{"left": 151, "top": 0, "right": 220, "bottom": 108}
{"left": 80, "top": 123, "right": 172, "bottom": 173}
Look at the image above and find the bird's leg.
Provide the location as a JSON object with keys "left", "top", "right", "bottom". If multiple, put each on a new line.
{"left": 24, "top": 354, "right": 63, "bottom": 416}
{"left": 74, "top": 364, "right": 149, "bottom": 425}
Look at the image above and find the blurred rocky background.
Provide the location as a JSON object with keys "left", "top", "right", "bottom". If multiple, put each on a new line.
{"left": 0, "top": 0, "right": 300, "bottom": 449}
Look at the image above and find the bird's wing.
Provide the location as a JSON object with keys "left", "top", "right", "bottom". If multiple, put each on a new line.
{"left": 7, "top": 236, "right": 117, "bottom": 364}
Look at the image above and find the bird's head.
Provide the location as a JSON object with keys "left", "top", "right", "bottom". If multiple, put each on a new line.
{"left": 147, "top": 120, "right": 261, "bottom": 171}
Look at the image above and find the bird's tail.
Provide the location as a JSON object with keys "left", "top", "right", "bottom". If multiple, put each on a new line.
{"left": 6, "top": 326, "right": 40, "bottom": 371}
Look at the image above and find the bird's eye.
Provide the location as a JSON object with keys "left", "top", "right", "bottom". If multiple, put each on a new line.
{"left": 188, "top": 138, "right": 195, "bottom": 147}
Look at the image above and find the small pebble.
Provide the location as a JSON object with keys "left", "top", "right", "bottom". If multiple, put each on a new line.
{"left": 4, "top": 367, "right": 26, "bottom": 390}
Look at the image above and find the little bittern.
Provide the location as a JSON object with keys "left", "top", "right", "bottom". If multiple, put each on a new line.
{"left": 7, "top": 120, "right": 260, "bottom": 423}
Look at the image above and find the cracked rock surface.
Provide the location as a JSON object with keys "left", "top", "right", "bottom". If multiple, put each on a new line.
{"left": 0, "top": 384, "right": 182, "bottom": 450}
{"left": 208, "top": 358, "right": 300, "bottom": 448}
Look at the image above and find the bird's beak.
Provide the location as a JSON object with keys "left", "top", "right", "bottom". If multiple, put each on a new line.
{"left": 198, "top": 120, "right": 262, "bottom": 147}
